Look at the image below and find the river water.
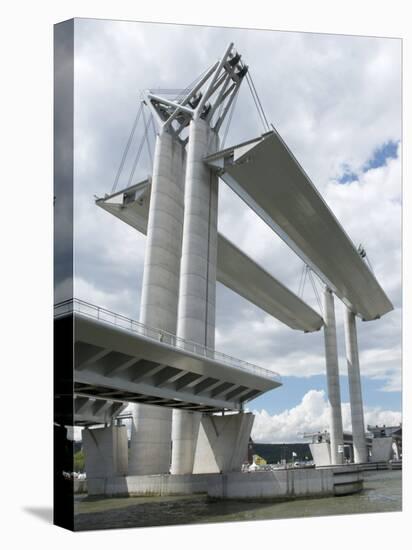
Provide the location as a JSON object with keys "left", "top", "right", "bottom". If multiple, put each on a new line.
{"left": 74, "top": 470, "right": 401, "bottom": 531}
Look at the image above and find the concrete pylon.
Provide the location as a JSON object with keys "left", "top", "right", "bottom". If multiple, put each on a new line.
{"left": 344, "top": 307, "right": 368, "bottom": 464}
{"left": 82, "top": 426, "right": 128, "bottom": 479}
{"left": 177, "top": 118, "right": 219, "bottom": 348}
{"left": 322, "top": 287, "right": 344, "bottom": 465}
{"left": 129, "top": 130, "right": 185, "bottom": 475}
{"left": 171, "top": 118, "right": 219, "bottom": 474}
{"left": 170, "top": 409, "right": 202, "bottom": 474}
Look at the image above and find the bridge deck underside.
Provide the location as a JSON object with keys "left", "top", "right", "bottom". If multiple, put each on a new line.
{"left": 68, "top": 313, "right": 279, "bottom": 414}
{"left": 96, "top": 181, "right": 323, "bottom": 332}
{"left": 74, "top": 395, "right": 128, "bottom": 427}
{"left": 205, "top": 132, "right": 393, "bottom": 321}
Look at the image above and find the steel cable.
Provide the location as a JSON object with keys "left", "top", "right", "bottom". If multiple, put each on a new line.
{"left": 111, "top": 103, "right": 143, "bottom": 193}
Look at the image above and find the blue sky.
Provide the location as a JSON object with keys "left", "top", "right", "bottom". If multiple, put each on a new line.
{"left": 338, "top": 139, "right": 399, "bottom": 183}
{"left": 71, "top": 20, "right": 401, "bottom": 442}
{"left": 250, "top": 374, "right": 401, "bottom": 416}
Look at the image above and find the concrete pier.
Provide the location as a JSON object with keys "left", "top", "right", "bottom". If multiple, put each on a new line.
{"left": 86, "top": 466, "right": 363, "bottom": 499}
{"left": 193, "top": 412, "right": 254, "bottom": 474}
{"left": 344, "top": 307, "right": 368, "bottom": 463}
{"left": 82, "top": 426, "right": 128, "bottom": 479}
{"left": 129, "top": 130, "right": 186, "bottom": 475}
{"left": 177, "top": 118, "right": 219, "bottom": 348}
{"left": 322, "top": 287, "right": 344, "bottom": 465}
{"left": 170, "top": 410, "right": 201, "bottom": 475}
{"left": 171, "top": 118, "right": 219, "bottom": 474}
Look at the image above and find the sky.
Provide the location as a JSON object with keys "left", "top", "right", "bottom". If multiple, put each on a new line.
{"left": 67, "top": 18, "right": 402, "bottom": 443}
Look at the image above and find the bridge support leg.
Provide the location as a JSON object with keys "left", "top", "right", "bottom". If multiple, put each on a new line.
{"left": 193, "top": 412, "right": 254, "bottom": 473}
{"left": 344, "top": 307, "right": 368, "bottom": 464}
{"left": 171, "top": 410, "right": 201, "bottom": 474}
{"left": 323, "top": 287, "right": 344, "bottom": 465}
{"left": 171, "top": 118, "right": 219, "bottom": 475}
{"left": 129, "top": 130, "right": 185, "bottom": 475}
{"left": 82, "top": 425, "right": 128, "bottom": 479}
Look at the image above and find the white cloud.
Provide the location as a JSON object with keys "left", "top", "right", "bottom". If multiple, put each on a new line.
{"left": 251, "top": 389, "right": 402, "bottom": 443}
{"left": 74, "top": 276, "right": 139, "bottom": 318}
{"left": 72, "top": 21, "right": 401, "bottom": 401}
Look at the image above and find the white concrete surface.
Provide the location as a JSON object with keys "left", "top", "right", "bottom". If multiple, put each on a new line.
{"left": 171, "top": 410, "right": 201, "bottom": 474}
{"left": 323, "top": 288, "right": 344, "bottom": 465}
{"left": 140, "top": 131, "right": 186, "bottom": 331}
{"left": 371, "top": 438, "right": 394, "bottom": 462}
{"left": 74, "top": 395, "right": 127, "bottom": 426}
{"left": 87, "top": 473, "right": 215, "bottom": 497}
{"left": 130, "top": 130, "right": 186, "bottom": 475}
{"left": 177, "top": 118, "right": 219, "bottom": 347}
{"left": 129, "top": 404, "right": 175, "bottom": 475}
{"left": 205, "top": 132, "right": 393, "bottom": 321}
{"left": 86, "top": 467, "right": 363, "bottom": 499}
{"left": 309, "top": 442, "right": 332, "bottom": 467}
{"left": 82, "top": 426, "right": 128, "bottom": 479}
{"left": 97, "top": 184, "right": 324, "bottom": 333}
{"left": 344, "top": 307, "right": 368, "bottom": 463}
{"left": 193, "top": 412, "right": 254, "bottom": 474}
{"left": 73, "top": 312, "right": 279, "bottom": 412}
{"left": 172, "top": 119, "right": 220, "bottom": 474}
{"left": 208, "top": 469, "right": 335, "bottom": 499}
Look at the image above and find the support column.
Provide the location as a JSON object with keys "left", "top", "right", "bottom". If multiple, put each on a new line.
{"left": 177, "top": 118, "right": 219, "bottom": 348}
{"left": 82, "top": 426, "right": 128, "bottom": 479}
{"left": 171, "top": 118, "right": 219, "bottom": 474}
{"left": 322, "top": 287, "right": 344, "bottom": 465}
{"left": 193, "top": 413, "right": 255, "bottom": 473}
{"left": 129, "top": 130, "right": 185, "bottom": 475}
{"left": 170, "top": 409, "right": 201, "bottom": 474}
{"left": 344, "top": 307, "right": 368, "bottom": 464}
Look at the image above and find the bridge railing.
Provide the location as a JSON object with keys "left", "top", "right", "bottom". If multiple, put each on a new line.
{"left": 54, "top": 298, "right": 281, "bottom": 382}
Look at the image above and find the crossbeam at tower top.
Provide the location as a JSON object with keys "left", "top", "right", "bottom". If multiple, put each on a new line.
{"left": 145, "top": 42, "right": 247, "bottom": 139}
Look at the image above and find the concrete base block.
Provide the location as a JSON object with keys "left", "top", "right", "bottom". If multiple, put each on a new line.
{"left": 86, "top": 467, "right": 363, "bottom": 499}
{"left": 309, "top": 442, "right": 332, "bottom": 466}
{"left": 193, "top": 412, "right": 254, "bottom": 474}
{"left": 371, "top": 437, "right": 393, "bottom": 462}
{"left": 208, "top": 469, "right": 335, "bottom": 499}
{"left": 87, "top": 473, "right": 215, "bottom": 497}
{"left": 82, "top": 426, "right": 128, "bottom": 479}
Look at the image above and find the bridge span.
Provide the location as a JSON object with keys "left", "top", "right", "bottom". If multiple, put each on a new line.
{"left": 55, "top": 299, "right": 281, "bottom": 415}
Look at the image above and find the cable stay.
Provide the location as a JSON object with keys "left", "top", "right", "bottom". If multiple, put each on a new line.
{"left": 298, "top": 264, "right": 308, "bottom": 298}
{"left": 297, "top": 263, "right": 323, "bottom": 316}
{"left": 111, "top": 103, "right": 144, "bottom": 194}
{"left": 221, "top": 84, "right": 240, "bottom": 148}
{"left": 245, "top": 70, "right": 270, "bottom": 133}
{"left": 308, "top": 269, "right": 323, "bottom": 315}
{"left": 127, "top": 108, "right": 154, "bottom": 188}
{"left": 141, "top": 106, "right": 153, "bottom": 167}
{"left": 110, "top": 97, "right": 158, "bottom": 195}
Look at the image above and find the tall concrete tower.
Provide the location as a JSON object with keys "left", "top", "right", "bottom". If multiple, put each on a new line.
{"left": 129, "top": 43, "right": 248, "bottom": 475}
{"left": 344, "top": 307, "right": 368, "bottom": 463}
{"left": 322, "top": 287, "right": 344, "bottom": 465}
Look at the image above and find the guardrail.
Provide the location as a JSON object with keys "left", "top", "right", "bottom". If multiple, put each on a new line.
{"left": 54, "top": 298, "right": 281, "bottom": 383}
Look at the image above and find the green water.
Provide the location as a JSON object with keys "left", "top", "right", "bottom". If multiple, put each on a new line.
{"left": 74, "top": 470, "right": 402, "bottom": 531}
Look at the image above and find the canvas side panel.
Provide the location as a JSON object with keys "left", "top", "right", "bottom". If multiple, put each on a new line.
{"left": 53, "top": 18, "right": 75, "bottom": 532}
